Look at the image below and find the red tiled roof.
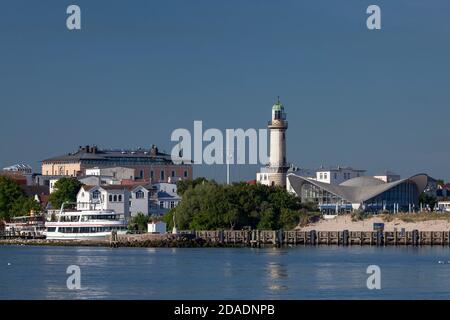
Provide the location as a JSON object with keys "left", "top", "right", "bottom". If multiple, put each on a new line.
{"left": 0, "top": 171, "right": 28, "bottom": 185}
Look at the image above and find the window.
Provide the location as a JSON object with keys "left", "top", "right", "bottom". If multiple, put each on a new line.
{"left": 109, "top": 195, "right": 113, "bottom": 202}
{"left": 170, "top": 201, "right": 175, "bottom": 208}
{"left": 171, "top": 170, "right": 175, "bottom": 178}
{"left": 135, "top": 190, "right": 144, "bottom": 199}
{"left": 324, "top": 173, "right": 328, "bottom": 180}
{"left": 150, "top": 171, "right": 154, "bottom": 179}
{"left": 159, "top": 201, "right": 164, "bottom": 209}
{"left": 113, "top": 195, "right": 117, "bottom": 202}
{"left": 334, "top": 173, "right": 337, "bottom": 180}
{"left": 160, "top": 170, "right": 165, "bottom": 181}
{"left": 320, "top": 173, "right": 323, "bottom": 180}
{"left": 118, "top": 195, "right": 122, "bottom": 202}
{"left": 139, "top": 170, "right": 144, "bottom": 179}
{"left": 92, "top": 190, "right": 100, "bottom": 199}
{"left": 184, "top": 170, "right": 188, "bottom": 178}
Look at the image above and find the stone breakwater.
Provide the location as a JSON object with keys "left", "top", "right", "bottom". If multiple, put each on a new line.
{"left": 0, "top": 234, "right": 224, "bottom": 248}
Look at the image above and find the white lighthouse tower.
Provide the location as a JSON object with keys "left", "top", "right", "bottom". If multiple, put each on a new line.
{"left": 256, "top": 97, "right": 289, "bottom": 188}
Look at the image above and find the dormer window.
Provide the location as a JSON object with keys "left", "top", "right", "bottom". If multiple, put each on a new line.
{"left": 136, "top": 190, "right": 144, "bottom": 199}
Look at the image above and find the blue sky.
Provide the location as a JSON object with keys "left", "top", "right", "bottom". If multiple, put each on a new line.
{"left": 0, "top": 0, "right": 449, "bottom": 182}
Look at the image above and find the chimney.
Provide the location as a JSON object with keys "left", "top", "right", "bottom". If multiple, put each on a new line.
{"left": 150, "top": 145, "right": 158, "bottom": 156}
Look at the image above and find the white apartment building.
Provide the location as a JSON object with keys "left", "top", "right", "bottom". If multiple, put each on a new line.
{"left": 77, "top": 185, "right": 131, "bottom": 218}
{"left": 77, "top": 183, "right": 181, "bottom": 218}
{"left": 314, "top": 166, "right": 366, "bottom": 185}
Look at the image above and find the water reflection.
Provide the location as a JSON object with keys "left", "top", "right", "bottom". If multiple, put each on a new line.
{"left": 266, "top": 261, "right": 288, "bottom": 292}
{"left": 223, "top": 261, "right": 233, "bottom": 278}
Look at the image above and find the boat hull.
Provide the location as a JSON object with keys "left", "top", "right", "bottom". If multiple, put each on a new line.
{"left": 44, "top": 230, "right": 128, "bottom": 240}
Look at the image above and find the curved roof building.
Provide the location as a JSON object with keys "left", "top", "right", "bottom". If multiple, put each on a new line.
{"left": 288, "top": 173, "right": 429, "bottom": 213}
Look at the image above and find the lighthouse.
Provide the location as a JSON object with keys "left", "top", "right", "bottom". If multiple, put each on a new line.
{"left": 256, "top": 97, "right": 289, "bottom": 188}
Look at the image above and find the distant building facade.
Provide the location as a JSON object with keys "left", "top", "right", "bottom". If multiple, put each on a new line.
{"left": 42, "top": 145, "right": 192, "bottom": 183}
{"left": 76, "top": 182, "right": 181, "bottom": 218}
{"left": 3, "top": 164, "right": 32, "bottom": 174}
{"left": 149, "top": 183, "right": 181, "bottom": 216}
{"left": 437, "top": 201, "right": 450, "bottom": 212}
{"left": 374, "top": 171, "right": 401, "bottom": 183}
{"left": 436, "top": 183, "right": 450, "bottom": 200}
{"left": 85, "top": 167, "right": 135, "bottom": 181}
{"left": 77, "top": 185, "right": 131, "bottom": 218}
{"left": 314, "top": 166, "right": 366, "bottom": 185}
{"left": 1, "top": 164, "right": 34, "bottom": 186}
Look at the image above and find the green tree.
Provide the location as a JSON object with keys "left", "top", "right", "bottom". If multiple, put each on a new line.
{"left": 0, "top": 176, "right": 41, "bottom": 220}
{"left": 177, "top": 177, "right": 210, "bottom": 196}
{"left": 12, "top": 197, "right": 41, "bottom": 217}
{"left": 257, "top": 207, "right": 277, "bottom": 230}
{"left": 419, "top": 193, "right": 437, "bottom": 210}
{"left": 167, "top": 178, "right": 317, "bottom": 231}
{"left": 49, "top": 177, "right": 83, "bottom": 209}
{"left": 128, "top": 213, "right": 150, "bottom": 232}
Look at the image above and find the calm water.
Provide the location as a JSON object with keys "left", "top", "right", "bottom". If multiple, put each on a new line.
{"left": 1, "top": 245, "right": 450, "bottom": 299}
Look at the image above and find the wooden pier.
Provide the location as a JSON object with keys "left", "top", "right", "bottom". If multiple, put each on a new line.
{"left": 2, "top": 229, "right": 450, "bottom": 248}
{"left": 193, "top": 230, "right": 450, "bottom": 247}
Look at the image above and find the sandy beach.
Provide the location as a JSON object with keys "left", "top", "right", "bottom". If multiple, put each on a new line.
{"left": 298, "top": 215, "right": 450, "bottom": 232}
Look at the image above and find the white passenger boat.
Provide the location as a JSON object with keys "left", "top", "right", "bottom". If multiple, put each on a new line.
{"left": 44, "top": 203, "right": 128, "bottom": 240}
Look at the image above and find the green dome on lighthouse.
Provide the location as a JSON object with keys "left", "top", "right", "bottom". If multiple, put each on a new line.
{"left": 272, "top": 96, "right": 284, "bottom": 111}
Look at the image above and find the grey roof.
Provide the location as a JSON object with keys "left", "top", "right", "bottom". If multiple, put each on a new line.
{"left": 316, "top": 165, "right": 366, "bottom": 172}
{"left": 375, "top": 170, "right": 400, "bottom": 176}
{"left": 288, "top": 173, "right": 429, "bottom": 204}
{"left": 42, "top": 146, "right": 173, "bottom": 163}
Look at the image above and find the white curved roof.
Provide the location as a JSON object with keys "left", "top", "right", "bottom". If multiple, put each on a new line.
{"left": 288, "top": 173, "right": 429, "bottom": 204}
